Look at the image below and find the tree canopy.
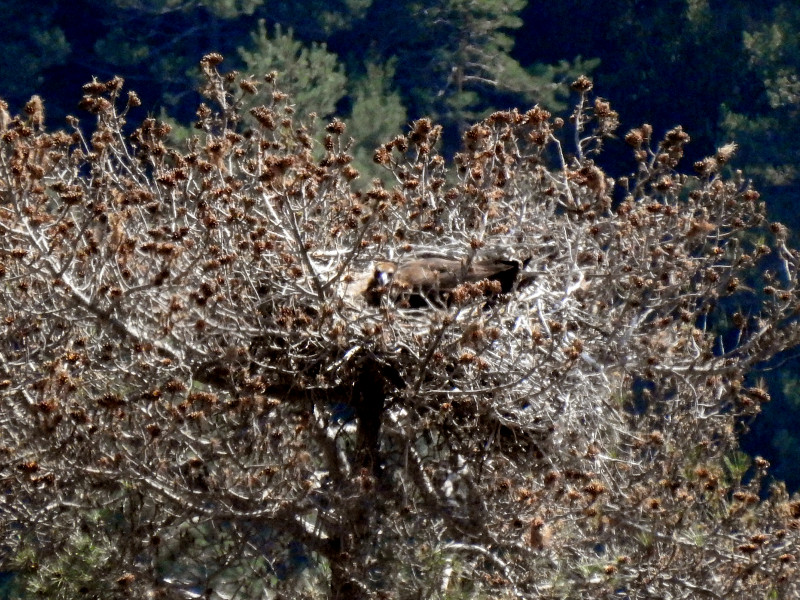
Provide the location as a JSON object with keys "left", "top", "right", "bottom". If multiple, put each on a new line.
{"left": 1, "top": 58, "right": 800, "bottom": 599}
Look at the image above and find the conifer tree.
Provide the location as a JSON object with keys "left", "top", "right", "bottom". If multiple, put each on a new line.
{"left": 345, "top": 60, "right": 408, "bottom": 181}
{"left": 0, "top": 0, "right": 70, "bottom": 102}
{"left": 2, "top": 57, "right": 800, "bottom": 600}
{"left": 238, "top": 20, "right": 348, "bottom": 121}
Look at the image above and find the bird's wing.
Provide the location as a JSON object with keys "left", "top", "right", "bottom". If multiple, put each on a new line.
{"left": 466, "top": 258, "right": 519, "bottom": 281}
{"left": 397, "top": 259, "right": 462, "bottom": 290}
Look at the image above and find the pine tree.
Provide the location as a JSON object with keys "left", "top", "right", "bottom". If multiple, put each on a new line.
{"left": 2, "top": 60, "right": 800, "bottom": 600}
{"left": 238, "top": 20, "right": 348, "bottom": 121}
{"left": 364, "top": 0, "right": 597, "bottom": 149}
{"left": 722, "top": 3, "right": 800, "bottom": 192}
{"left": 720, "top": 2, "right": 800, "bottom": 490}
{"left": 346, "top": 59, "right": 408, "bottom": 181}
{"left": 0, "top": 0, "right": 70, "bottom": 103}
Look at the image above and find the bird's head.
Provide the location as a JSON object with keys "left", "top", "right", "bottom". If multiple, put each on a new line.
{"left": 361, "top": 261, "right": 397, "bottom": 306}
{"left": 372, "top": 261, "right": 397, "bottom": 287}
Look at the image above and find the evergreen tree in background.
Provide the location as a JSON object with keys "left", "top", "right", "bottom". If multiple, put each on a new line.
{"left": 723, "top": 3, "right": 800, "bottom": 200}
{"left": 720, "top": 2, "right": 800, "bottom": 491}
{"left": 361, "top": 0, "right": 596, "bottom": 148}
{"left": 0, "top": 0, "right": 595, "bottom": 152}
{"left": 265, "top": 0, "right": 374, "bottom": 39}
{"left": 0, "top": 0, "right": 70, "bottom": 101}
{"left": 345, "top": 59, "right": 408, "bottom": 181}
{"left": 238, "top": 20, "right": 348, "bottom": 122}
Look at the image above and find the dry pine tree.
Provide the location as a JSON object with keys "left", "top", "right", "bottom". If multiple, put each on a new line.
{"left": 1, "top": 57, "right": 800, "bottom": 598}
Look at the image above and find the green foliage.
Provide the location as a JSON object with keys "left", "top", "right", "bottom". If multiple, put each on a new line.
{"left": 104, "top": 0, "right": 265, "bottom": 16}
{"left": 12, "top": 527, "right": 116, "bottom": 598}
{"left": 388, "top": 0, "right": 595, "bottom": 134}
{"left": 723, "top": 450, "right": 751, "bottom": 484}
{"left": 94, "top": 28, "right": 151, "bottom": 67}
{"left": 201, "top": 0, "right": 267, "bottom": 19}
{"left": 103, "top": 0, "right": 185, "bottom": 9}
{"left": 266, "top": 0, "right": 375, "bottom": 38}
{"left": 524, "top": 56, "right": 600, "bottom": 111}
{"left": 684, "top": 0, "right": 711, "bottom": 27}
{"left": 346, "top": 59, "right": 408, "bottom": 180}
{"left": 782, "top": 372, "right": 800, "bottom": 409}
{"left": 0, "top": 0, "right": 600, "bottom": 159}
{"left": 0, "top": 0, "right": 69, "bottom": 100}
{"left": 743, "top": 5, "right": 800, "bottom": 111}
{"left": 722, "top": 109, "right": 798, "bottom": 187}
{"left": 238, "top": 20, "right": 348, "bottom": 121}
{"left": 722, "top": 3, "right": 800, "bottom": 204}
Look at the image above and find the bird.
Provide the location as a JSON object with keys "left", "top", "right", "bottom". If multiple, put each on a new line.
{"left": 362, "top": 255, "right": 530, "bottom": 308}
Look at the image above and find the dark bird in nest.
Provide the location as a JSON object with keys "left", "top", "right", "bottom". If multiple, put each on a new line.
{"left": 362, "top": 255, "right": 532, "bottom": 308}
